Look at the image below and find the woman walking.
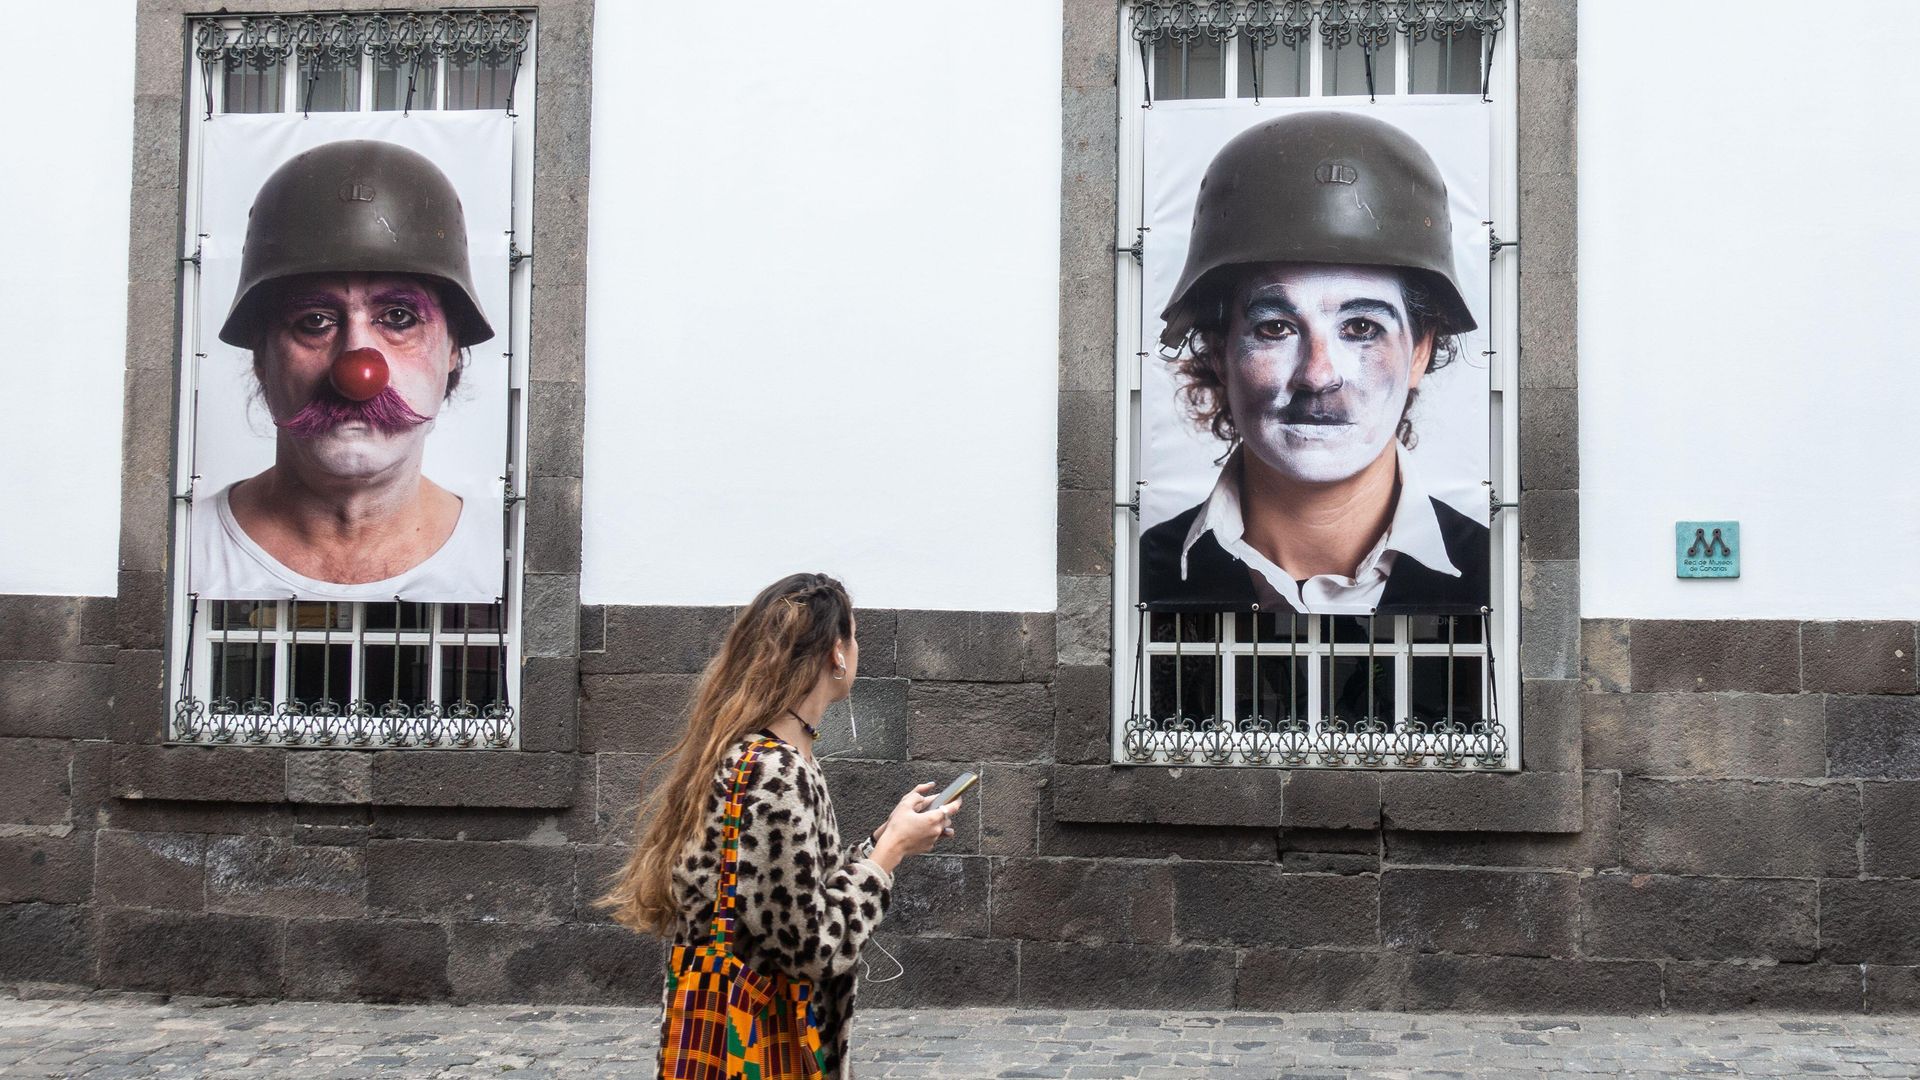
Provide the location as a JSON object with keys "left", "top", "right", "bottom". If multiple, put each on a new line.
{"left": 602, "top": 572, "right": 958, "bottom": 1080}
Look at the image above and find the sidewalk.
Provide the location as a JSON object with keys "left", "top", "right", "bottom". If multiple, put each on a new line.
{"left": 4, "top": 992, "right": 1919, "bottom": 1078}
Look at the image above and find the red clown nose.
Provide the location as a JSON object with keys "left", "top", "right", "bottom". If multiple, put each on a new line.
{"left": 329, "top": 348, "right": 390, "bottom": 402}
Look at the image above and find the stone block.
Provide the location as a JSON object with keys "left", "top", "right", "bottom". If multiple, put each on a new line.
{"left": 367, "top": 839, "right": 573, "bottom": 922}
{"left": 1821, "top": 880, "right": 1920, "bottom": 964}
{"left": 1378, "top": 770, "right": 1583, "bottom": 833}
{"left": 521, "top": 573, "right": 581, "bottom": 659}
{"left": 1664, "top": 961, "right": 1863, "bottom": 1013}
{"left": 1518, "top": 170, "right": 1576, "bottom": 274}
{"left": 107, "top": 649, "right": 166, "bottom": 746}
{"left": 1055, "top": 575, "right": 1110, "bottom": 668}
{"left": 1828, "top": 695, "right": 1920, "bottom": 779}
{"left": 579, "top": 673, "right": 699, "bottom": 753}
{"left": 205, "top": 836, "right": 365, "bottom": 918}
{"left": 1803, "top": 621, "right": 1917, "bottom": 694}
{"left": 908, "top": 681, "right": 1053, "bottom": 763}
{"left": 1381, "top": 868, "right": 1578, "bottom": 958}
{"left": 1518, "top": 0, "right": 1577, "bottom": 60}
{"left": 1582, "top": 619, "right": 1631, "bottom": 693}
{"left": 978, "top": 764, "right": 1048, "bottom": 856}
{"left": 1062, "top": 0, "right": 1120, "bottom": 89}
{"left": 0, "top": 597, "right": 114, "bottom": 664}
{"left": 1582, "top": 874, "right": 1816, "bottom": 961}
{"left": 1523, "top": 679, "right": 1582, "bottom": 773}
{"left": 1052, "top": 764, "right": 1286, "bottom": 827}
{"left": 1017, "top": 942, "right": 1235, "bottom": 1008}
{"left": 285, "top": 751, "right": 372, "bottom": 805}
{"left": 848, "top": 609, "right": 897, "bottom": 678}
{"left": 1175, "top": 863, "right": 1376, "bottom": 949}
{"left": 368, "top": 751, "right": 578, "bottom": 808}
{"left": 0, "top": 832, "right": 94, "bottom": 904}
{"left": 1237, "top": 948, "right": 1411, "bottom": 1011}
{"left": 1517, "top": 60, "right": 1576, "bottom": 176}
{"left": 1036, "top": 791, "right": 1273, "bottom": 861}
{"left": 1053, "top": 664, "right": 1113, "bottom": 765}
{"left": 283, "top": 919, "right": 450, "bottom": 1003}
{"left": 1864, "top": 781, "right": 1920, "bottom": 876}
{"left": 1385, "top": 770, "right": 1620, "bottom": 871}
{"left": 102, "top": 800, "right": 293, "bottom": 837}
{"left": 95, "top": 909, "right": 281, "bottom": 997}
{"left": 1278, "top": 828, "right": 1380, "bottom": 874}
{"left": 594, "top": 751, "right": 661, "bottom": 847}
{"left": 110, "top": 744, "right": 286, "bottom": 803}
{"left": 1517, "top": 269, "right": 1576, "bottom": 389}
{"left": 1057, "top": 490, "right": 1114, "bottom": 577}
{"left": 1620, "top": 778, "right": 1857, "bottom": 877}
{"left": 1520, "top": 560, "right": 1579, "bottom": 681}
{"left": 1867, "top": 966, "right": 1920, "bottom": 1013}
{"left": 448, "top": 922, "right": 662, "bottom": 1005}
{"left": 517, "top": 656, "right": 579, "bottom": 753}
{"left": 528, "top": 282, "right": 587, "bottom": 385}
{"left": 1520, "top": 489, "right": 1578, "bottom": 561}
{"left": 0, "top": 903, "right": 93, "bottom": 985}
{"left": 527, "top": 382, "right": 584, "bottom": 480}
{"left": 820, "top": 758, "right": 981, "bottom": 857}
{"left": 1281, "top": 770, "right": 1381, "bottom": 830}
{"left": 1628, "top": 619, "right": 1800, "bottom": 693}
{"left": 114, "top": 569, "right": 168, "bottom": 652}
{"left": 885, "top": 854, "right": 991, "bottom": 938}
{"left": 816, "top": 677, "right": 909, "bottom": 762}
{"left": 585, "top": 605, "right": 735, "bottom": 675}
{"left": 95, "top": 831, "right": 206, "bottom": 911}
{"left": 990, "top": 857, "right": 1172, "bottom": 943}
{"left": 0, "top": 738, "right": 78, "bottom": 826}
{"left": 1583, "top": 692, "right": 1826, "bottom": 778}
{"left": 371, "top": 804, "right": 585, "bottom": 846}
{"left": 1404, "top": 954, "right": 1662, "bottom": 1013}
{"left": 572, "top": 844, "right": 628, "bottom": 924}
{"left": 578, "top": 604, "right": 605, "bottom": 653}
{"left": 1058, "top": 389, "right": 1114, "bottom": 493}
{"left": 896, "top": 610, "right": 1055, "bottom": 683}
{"left": 530, "top": 181, "right": 590, "bottom": 287}
{"left": 855, "top": 936, "right": 1020, "bottom": 1009}
{"left": 1518, "top": 387, "right": 1578, "bottom": 491}
{"left": 523, "top": 474, "right": 583, "bottom": 575}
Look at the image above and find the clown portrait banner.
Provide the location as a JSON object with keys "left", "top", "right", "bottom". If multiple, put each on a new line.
{"left": 187, "top": 112, "right": 513, "bottom": 604}
{"left": 1137, "top": 99, "right": 1493, "bottom": 617}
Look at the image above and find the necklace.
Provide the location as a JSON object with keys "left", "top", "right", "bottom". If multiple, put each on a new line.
{"left": 785, "top": 708, "right": 819, "bottom": 739}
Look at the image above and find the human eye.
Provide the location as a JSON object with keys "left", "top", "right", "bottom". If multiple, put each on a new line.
{"left": 293, "top": 311, "right": 337, "bottom": 334}
{"left": 378, "top": 306, "right": 420, "bottom": 330}
{"left": 1252, "top": 319, "right": 1296, "bottom": 341}
{"left": 1341, "top": 317, "right": 1383, "bottom": 342}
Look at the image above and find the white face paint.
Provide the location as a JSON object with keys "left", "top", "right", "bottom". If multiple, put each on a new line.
{"left": 1221, "top": 264, "right": 1432, "bottom": 485}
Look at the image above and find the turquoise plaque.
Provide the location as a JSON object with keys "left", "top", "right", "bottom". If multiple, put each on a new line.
{"left": 1676, "top": 521, "right": 1739, "bottom": 578}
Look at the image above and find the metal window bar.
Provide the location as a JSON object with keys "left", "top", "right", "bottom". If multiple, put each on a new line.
{"left": 169, "top": 11, "right": 533, "bottom": 749}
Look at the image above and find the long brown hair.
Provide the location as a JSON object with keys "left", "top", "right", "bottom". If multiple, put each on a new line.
{"left": 600, "top": 572, "right": 854, "bottom": 934}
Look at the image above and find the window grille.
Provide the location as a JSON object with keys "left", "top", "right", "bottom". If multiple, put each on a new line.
{"left": 1113, "top": 0, "right": 1520, "bottom": 770}
{"left": 168, "top": 10, "right": 535, "bottom": 749}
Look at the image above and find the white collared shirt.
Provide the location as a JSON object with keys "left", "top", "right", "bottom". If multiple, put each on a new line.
{"left": 1178, "top": 442, "right": 1461, "bottom": 615}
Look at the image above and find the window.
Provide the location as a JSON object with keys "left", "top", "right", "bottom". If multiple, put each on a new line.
{"left": 1113, "top": 0, "right": 1519, "bottom": 770}
{"left": 167, "top": 11, "right": 535, "bottom": 749}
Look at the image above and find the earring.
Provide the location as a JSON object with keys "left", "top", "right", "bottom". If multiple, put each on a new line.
{"left": 832, "top": 666, "right": 846, "bottom": 681}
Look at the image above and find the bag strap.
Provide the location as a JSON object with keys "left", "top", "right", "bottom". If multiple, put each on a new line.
{"left": 708, "top": 735, "right": 781, "bottom": 947}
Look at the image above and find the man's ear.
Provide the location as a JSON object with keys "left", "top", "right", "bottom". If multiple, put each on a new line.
{"left": 1407, "top": 331, "right": 1436, "bottom": 390}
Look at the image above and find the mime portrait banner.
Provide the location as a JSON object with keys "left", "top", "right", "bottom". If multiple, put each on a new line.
{"left": 1138, "top": 99, "right": 1492, "bottom": 616}
{"left": 187, "top": 112, "right": 513, "bottom": 604}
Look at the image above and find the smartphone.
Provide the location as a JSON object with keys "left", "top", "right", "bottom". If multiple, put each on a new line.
{"left": 926, "top": 771, "right": 978, "bottom": 811}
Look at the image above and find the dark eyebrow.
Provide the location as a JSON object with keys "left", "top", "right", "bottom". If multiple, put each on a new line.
{"left": 1244, "top": 296, "right": 1301, "bottom": 319}
{"left": 281, "top": 292, "right": 345, "bottom": 311}
{"left": 371, "top": 287, "right": 437, "bottom": 311}
{"left": 1338, "top": 298, "right": 1406, "bottom": 325}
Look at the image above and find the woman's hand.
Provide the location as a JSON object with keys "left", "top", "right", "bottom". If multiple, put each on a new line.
{"left": 869, "top": 782, "right": 960, "bottom": 874}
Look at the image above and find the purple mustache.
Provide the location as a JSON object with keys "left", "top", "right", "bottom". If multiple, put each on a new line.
{"left": 277, "top": 386, "right": 431, "bottom": 439}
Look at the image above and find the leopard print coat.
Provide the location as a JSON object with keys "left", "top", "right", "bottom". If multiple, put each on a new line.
{"left": 664, "top": 732, "right": 893, "bottom": 1079}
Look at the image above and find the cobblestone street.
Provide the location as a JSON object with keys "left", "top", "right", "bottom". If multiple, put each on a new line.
{"left": 4, "top": 993, "right": 1920, "bottom": 1078}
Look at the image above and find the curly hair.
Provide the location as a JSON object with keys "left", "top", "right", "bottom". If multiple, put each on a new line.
{"left": 1164, "top": 268, "right": 1461, "bottom": 449}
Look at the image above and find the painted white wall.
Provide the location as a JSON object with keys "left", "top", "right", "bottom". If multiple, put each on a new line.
{"left": 1579, "top": 0, "right": 1920, "bottom": 618}
{"left": 0, "top": 0, "right": 136, "bottom": 596}
{"left": 581, "top": 1, "right": 1064, "bottom": 611}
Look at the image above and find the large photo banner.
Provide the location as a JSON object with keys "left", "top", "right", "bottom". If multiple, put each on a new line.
{"left": 1139, "top": 100, "right": 1492, "bottom": 616}
{"left": 189, "top": 112, "right": 513, "bottom": 603}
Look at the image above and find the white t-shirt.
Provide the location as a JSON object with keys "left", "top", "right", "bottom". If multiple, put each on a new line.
{"left": 188, "top": 479, "right": 503, "bottom": 602}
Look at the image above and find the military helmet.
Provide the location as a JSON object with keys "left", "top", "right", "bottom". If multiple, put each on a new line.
{"left": 218, "top": 139, "right": 494, "bottom": 348}
{"left": 1159, "top": 110, "right": 1476, "bottom": 349}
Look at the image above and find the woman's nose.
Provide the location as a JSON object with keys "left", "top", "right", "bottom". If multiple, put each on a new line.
{"left": 1288, "top": 333, "right": 1343, "bottom": 393}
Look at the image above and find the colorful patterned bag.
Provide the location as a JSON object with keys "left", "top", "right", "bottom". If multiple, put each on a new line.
{"left": 661, "top": 737, "right": 827, "bottom": 1080}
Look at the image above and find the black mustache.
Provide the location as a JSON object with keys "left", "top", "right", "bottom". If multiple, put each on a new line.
{"left": 1275, "top": 400, "right": 1352, "bottom": 425}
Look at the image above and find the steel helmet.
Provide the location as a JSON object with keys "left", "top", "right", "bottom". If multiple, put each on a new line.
{"left": 1159, "top": 110, "right": 1476, "bottom": 349}
{"left": 218, "top": 139, "right": 495, "bottom": 348}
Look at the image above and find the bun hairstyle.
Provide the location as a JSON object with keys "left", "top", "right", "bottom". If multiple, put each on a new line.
{"left": 600, "top": 572, "right": 854, "bottom": 933}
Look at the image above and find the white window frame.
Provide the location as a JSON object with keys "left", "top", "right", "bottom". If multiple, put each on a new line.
{"left": 165, "top": 11, "right": 537, "bottom": 749}
{"left": 1109, "top": 4, "right": 1522, "bottom": 770}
